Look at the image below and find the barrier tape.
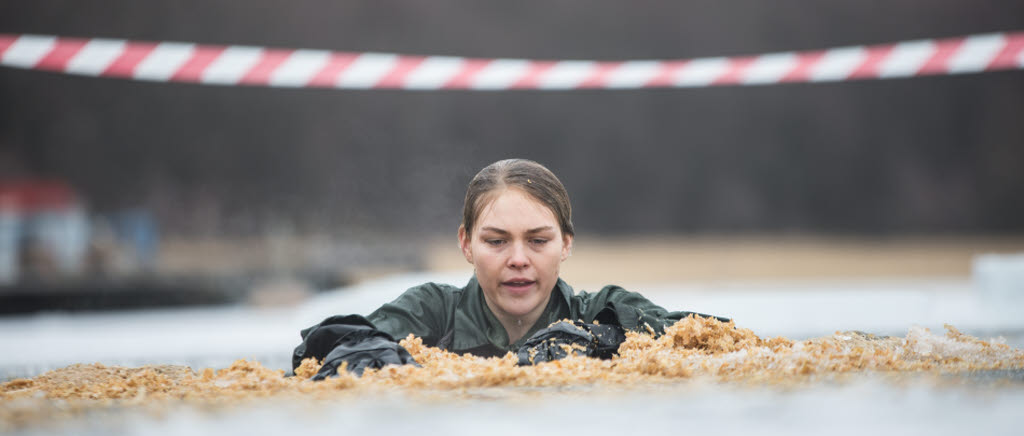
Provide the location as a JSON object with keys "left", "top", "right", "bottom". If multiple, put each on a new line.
{"left": 1, "top": 32, "right": 1022, "bottom": 90}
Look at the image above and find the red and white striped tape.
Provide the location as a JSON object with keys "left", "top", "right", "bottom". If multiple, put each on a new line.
{"left": 1, "top": 32, "right": 1022, "bottom": 90}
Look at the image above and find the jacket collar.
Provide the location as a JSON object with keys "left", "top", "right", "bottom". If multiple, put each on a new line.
{"left": 458, "top": 275, "right": 575, "bottom": 351}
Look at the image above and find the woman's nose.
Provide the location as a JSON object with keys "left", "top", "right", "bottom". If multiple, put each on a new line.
{"left": 507, "top": 242, "right": 530, "bottom": 269}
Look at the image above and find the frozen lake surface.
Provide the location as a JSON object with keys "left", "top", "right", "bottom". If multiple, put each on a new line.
{"left": 2, "top": 270, "right": 1021, "bottom": 379}
{"left": 2, "top": 270, "right": 1023, "bottom": 435}
{"left": 8, "top": 379, "right": 1024, "bottom": 436}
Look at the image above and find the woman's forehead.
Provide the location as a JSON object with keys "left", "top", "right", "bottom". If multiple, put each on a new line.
{"left": 474, "top": 188, "right": 558, "bottom": 232}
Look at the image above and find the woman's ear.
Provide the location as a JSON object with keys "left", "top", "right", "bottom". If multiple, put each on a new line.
{"left": 561, "top": 234, "right": 574, "bottom": 261}
{"left": 458, "top": 225, "right": 473, "bottom": 264}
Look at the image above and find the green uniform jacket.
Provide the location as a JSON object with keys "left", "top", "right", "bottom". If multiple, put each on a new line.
{"left": 367, "top": 276, "right": 715, "bottom": 358}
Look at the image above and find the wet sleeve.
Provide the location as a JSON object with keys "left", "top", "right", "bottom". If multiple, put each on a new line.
{"left": 366, "top": 283, "right": 455, "bottom": 347}
{"left": 579, "top": 286, "right": 729, "bottom": 335}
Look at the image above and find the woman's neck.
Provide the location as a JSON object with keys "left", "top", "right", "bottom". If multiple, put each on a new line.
{"left": 484, "top": 293, "right": 552, "bottom": 344}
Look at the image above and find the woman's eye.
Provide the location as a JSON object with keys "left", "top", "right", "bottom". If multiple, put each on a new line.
{"left": 530, "top": 239, "right": 549, "bottom": 245}
{"left": 486, "top": 239, "right": 506, "bottom": 246}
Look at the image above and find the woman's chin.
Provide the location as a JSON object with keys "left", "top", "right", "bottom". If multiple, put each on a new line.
{"left": 496, "top": 296, "right": 545, "bottom": 318}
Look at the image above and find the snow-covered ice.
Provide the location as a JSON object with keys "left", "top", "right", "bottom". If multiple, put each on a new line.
{"left": 1, "top": 270, "right": 1022, "bottom": 379}
{"left": 2, "top": 270, "right": 1022, "bottom": 435}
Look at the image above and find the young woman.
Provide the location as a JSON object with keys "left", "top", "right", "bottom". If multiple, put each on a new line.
{"left": 293, "top": 159, "right": 726, "bottom": 378}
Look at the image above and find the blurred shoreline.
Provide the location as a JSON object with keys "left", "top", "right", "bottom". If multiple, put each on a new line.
{"left": 156, "top": 233, "right": 1024, "bottom": 282}
{"left": 5, "top": 234, "right": 1021, "bottom": 314}
{"left": 425, "top": 234, "right": 1024, "bottom": 287}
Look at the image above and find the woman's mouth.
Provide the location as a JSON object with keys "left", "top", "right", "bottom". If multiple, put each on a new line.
{"left": 501, "top": 279, "right": 536, "bottom": 293}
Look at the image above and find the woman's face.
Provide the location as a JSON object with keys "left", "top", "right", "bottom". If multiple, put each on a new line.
{"left": 459, "top": 188, "right": 573, "bottom": 322}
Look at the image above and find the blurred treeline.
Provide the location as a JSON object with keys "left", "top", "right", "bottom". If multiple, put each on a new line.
{"left": 2, "top": 0, "right": 1023, "bottom": 238}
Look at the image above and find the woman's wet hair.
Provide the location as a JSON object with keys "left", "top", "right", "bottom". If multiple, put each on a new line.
{"left": 462, "top": 159, "right": 574, "bottom": 238}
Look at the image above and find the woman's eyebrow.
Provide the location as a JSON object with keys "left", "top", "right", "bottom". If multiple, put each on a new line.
{"left": 479, "top": 226, "right": 553, "bottom": 235}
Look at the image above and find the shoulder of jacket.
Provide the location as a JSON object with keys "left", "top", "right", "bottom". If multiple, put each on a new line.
{"left": 577, "top": 284, "right": 630, "bottom": 298}
{"left": 399, "top": 282, "right": 463, "bottom": 301}
{"left": 573, "top": 285, "right": 650, "bottom": 312}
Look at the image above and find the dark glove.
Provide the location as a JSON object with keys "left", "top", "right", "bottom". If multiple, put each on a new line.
{"left": 313, "top": 335, "right": 419, "bottom": 379}
{"left": 599, "top": 301, "right": 731, "bottom": 336}
{"left": 516, "top": 320, "right": 626, "bottom": 365}
{"left": 292, "top": 314, "right": 419, "bottom": 378}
